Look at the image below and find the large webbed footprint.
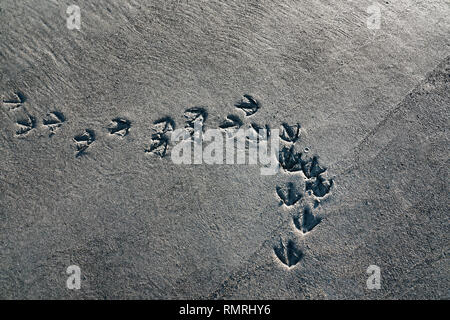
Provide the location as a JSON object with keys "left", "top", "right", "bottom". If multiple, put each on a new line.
{"left": 276, "top": 182, "right": 302, "bottom": 207}
{"left": 219, "top": 115, "right": 243, "bottom": 137}
{"left": 305, "top": 174, "right": 333, "bottom": 197}
{"left": 273, "top": 239, "right": 303, "bottom": 267}
{"left": 280, "top": 123, "right": 301, "bottom": 143}
{"left": 145, "top": 117, "right": 175, "bottom": 158}
{"left": 184, "top": 107, "right": 208, "bottom": 135}
{"left": 301, "top": 156, "right": 326, "bottom": 178}
{"left": 3, "top": 91, "right": 26, "bottom": 110}
{"left": 74, "top": 129, "right": 95, "bottom": 157}
{"left": 249, "top": 122, "right": 271, "bottom": 141}
{"left": 234, "top": 95, "right": 260, "bottom": 116}
{"left": 108, "top": 117, "right": 131, "bottom": 137}
{"left": 43, "top": 111, "right": 66, "bottom": 136}
{"left": 278, "top": 145, "right": 303, "bottom": 172}
{"left": 15, "top": 114, "right": 36, "bottom": 136}
{"left": 219, "top": 114, "right": 243, "bottom": 129}
{"left": 293, "top": 206, "right": 322, "bottom": 234}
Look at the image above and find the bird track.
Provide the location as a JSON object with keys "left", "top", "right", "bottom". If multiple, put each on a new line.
{"left": 3, "top": 91, "right": 334, "bottom": 267}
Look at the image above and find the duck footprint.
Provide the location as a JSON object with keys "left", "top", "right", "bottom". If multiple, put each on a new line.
{"left": 74, "top": 129, "right": 95, "bottom": 157}
{"left": 108, "top": 117, "right": 131, "bottom": 137}
{"left": 43, "top": 111, "right": 66, "bottom": 136}
{"left": 273, "top": 238, "right": 303, "bottom": 268}
{"left": 293, "top": 206, "right": 322, "bottom": 234}
{"left": 234, "top": 95, "right": 260, "bottom": 116}
{"left": 276, "top": 182, "right": 302, "bottom": 207}
{"left": 15, "top": 114, "right": 36, "bottom": 136}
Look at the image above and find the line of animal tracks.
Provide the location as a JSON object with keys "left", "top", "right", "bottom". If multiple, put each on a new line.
{"left": 2, "top": 91, "right": 334, "bottom": 268}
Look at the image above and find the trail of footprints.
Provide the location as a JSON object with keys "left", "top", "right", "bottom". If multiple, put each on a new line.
{"left": 274, "top": 123, "right": 333, "bottom": 268}
{"left": 3, "top": 91, "right": 333, "bottom": 268}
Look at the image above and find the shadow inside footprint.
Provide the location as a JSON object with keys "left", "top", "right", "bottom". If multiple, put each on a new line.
{"left": 219, "top": 114, "right": 243, "bottom": 130}
{"left": 16, "top": 114, "right": 36, "bottom": 135}
{"left": 250, "top": 122, "right": 271, "bottom": 141}
{"left": 305, "top": 175, "right": 333, "bottom": 197}
{"left": 146, "top": 135, "right": 170, "bottom": 157}
{"left": 294, "top": 206, "right": 322, "bottom": 233}
{"left": 276, "top": 182, "right": 302, "bottom": 206}
{"left": 108, "top": 117, "right": 131, "bottom": 137}
{"left": 43, "top": 111, "right": 66, "bottom": 136}
{"left": 234, "top": 94, "right": 260, "bottom": 116}
{"left": 153, "top": 117, "right": 176, "bottom": 134}
{"left": 278, "top": 145, "right": 303, "bottom": 172}
{"left": 145, "top": 117, "right": 177, "bottom": 157}
{"left": 184, "top": 107, "right": 208, "bottom": 135}
{"left": 301, "top": 156, "right": 326, "bottom": 178}
{"left": 74, "top": 129, "right": 95, "bottom": 157}
{"left": 280, "top": 122, "right": 301, "bottom": 143}
{"left": 3, "top": 91, "right": 26, "bottom": 104}
{"left": 274, "top": 239, "right": 303, "bottom": 267}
